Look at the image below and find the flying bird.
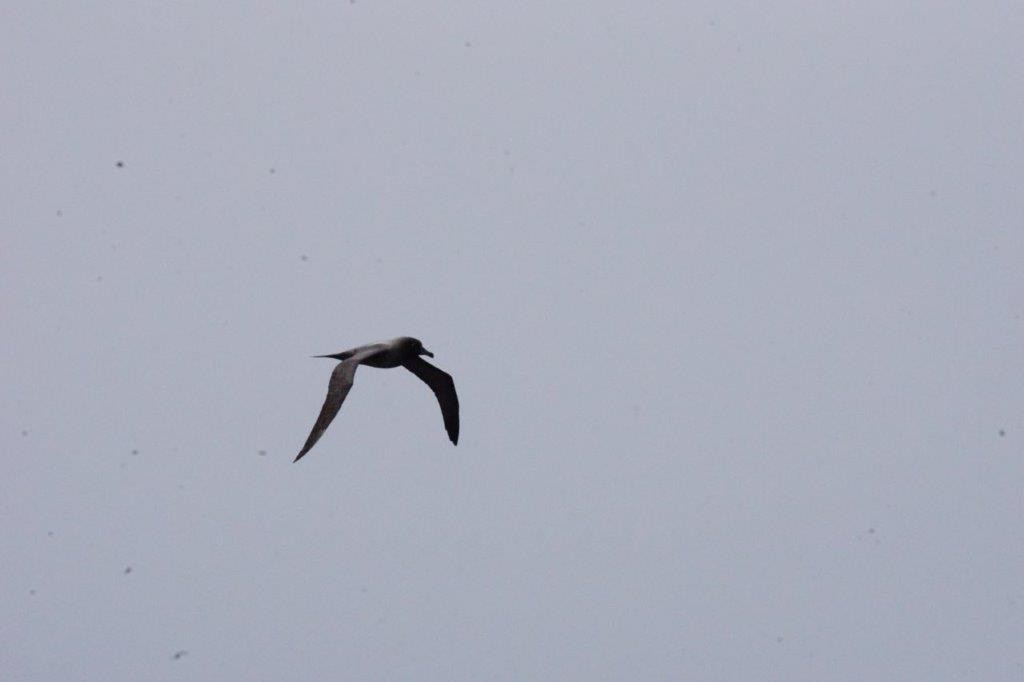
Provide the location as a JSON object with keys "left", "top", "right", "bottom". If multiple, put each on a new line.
{"left": 294, "top": 336, "right": 459, "bottom": 462}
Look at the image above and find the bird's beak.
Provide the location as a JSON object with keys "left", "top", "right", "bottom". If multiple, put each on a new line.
{"left": 422, "top": 348, "right": 434, "bottom": 358}
{"left": 313, "top": 353, "right": 344, "bottom": 359}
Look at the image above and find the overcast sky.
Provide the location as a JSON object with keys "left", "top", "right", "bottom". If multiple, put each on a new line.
{"left": 2, "top": 2, "right": 1022, "bottom": 680}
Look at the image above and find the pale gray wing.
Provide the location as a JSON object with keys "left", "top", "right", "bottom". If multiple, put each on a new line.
{"left": 294, "top": 347, "right": 384, "bottom": 462}
{"left": 402, "top": 356, "right": 459, "bottom": 445}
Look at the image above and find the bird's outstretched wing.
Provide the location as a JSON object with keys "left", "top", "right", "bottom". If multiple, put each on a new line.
{"left": 294, "top": 347, "right": 384, "bottom": 462}
{"left": 402, "top": 356, "right": 460, "bottom": 445}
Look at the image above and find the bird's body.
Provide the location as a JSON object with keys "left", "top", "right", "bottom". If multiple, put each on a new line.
{"left": 294, "top": 336, "right": 459, "bottom": 462}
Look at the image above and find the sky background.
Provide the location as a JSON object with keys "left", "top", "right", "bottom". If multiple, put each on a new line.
{"left": 2, "top": 2, "right": 1022, "bottom": 679}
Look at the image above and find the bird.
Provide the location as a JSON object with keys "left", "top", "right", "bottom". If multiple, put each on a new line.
{"left": 294, "top": 336, "right": 459, "bottom": 462}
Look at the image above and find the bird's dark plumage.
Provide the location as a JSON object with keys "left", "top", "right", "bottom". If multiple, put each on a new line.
{"left": 402, "top": 355, "right": 459, "bottom": 445}
{"left": 293, "top": 337, "right": 459, "bottom": 462}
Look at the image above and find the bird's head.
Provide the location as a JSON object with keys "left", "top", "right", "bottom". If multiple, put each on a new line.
{"left": 400, "top": 336, "right": 433, "bottom": 358}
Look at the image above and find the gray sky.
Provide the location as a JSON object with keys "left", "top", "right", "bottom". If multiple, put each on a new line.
{"left": 2, "top": 2, "right": 1022, "bottom": 679}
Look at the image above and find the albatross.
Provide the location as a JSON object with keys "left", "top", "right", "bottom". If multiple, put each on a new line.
{"left": 294, "top": 336, "right": 459, "bottom": 462}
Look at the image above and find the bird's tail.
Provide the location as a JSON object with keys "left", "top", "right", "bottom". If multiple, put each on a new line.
{"left": 313, "top": 350, "right": 353, "bottom": 361}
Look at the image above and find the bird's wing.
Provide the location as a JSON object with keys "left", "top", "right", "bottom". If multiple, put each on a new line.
{"left": 294, "top": 347, "right": 385, "bottom": 462}
{"left": 402, "top": 356, "right": 460, "bottom": 445}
